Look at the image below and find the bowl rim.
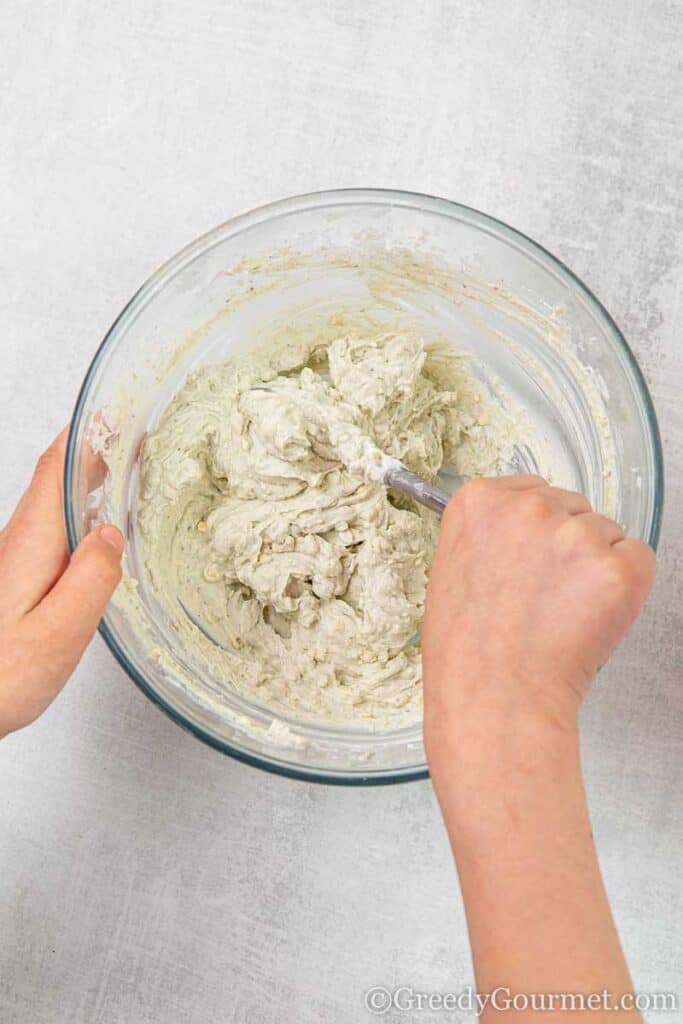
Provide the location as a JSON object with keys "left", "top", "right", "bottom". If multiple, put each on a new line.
{"left": 65, "top": 187, "right": 664, "bottom": 786}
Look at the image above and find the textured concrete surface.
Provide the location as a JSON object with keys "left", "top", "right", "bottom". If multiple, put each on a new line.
{"left": 1, "top": 2, "right": 682, "bottom": 1021}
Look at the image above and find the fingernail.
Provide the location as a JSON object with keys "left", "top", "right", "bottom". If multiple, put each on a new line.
{"left": 99, "top": 525, "right": 124, "bottom": 553}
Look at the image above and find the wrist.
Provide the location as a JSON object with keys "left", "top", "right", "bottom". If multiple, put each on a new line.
{"left": 424, "top": 683, "right": 581, "bottom": 810}
{"left": 426, "top": 709, "right": 584, "bottom": 860}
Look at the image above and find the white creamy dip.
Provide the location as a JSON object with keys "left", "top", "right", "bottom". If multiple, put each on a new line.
{"left": 136, "top": 315, "right": 520, "bottom": 725}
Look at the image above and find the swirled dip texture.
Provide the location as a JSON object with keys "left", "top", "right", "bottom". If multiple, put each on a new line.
{"left": 138, "top": 318, "right": 515, "bottom": 725}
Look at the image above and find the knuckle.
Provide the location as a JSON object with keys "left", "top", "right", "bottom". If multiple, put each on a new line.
{"left": 98, "top": 549, "right": 122, "bottom": 580}
{"left": 441, "top": 498, "right": 464, "bottom": 540}
{"left": 599, "top": 555, "right": 633, "bottom": 595}
{"left": 565, "top": 515, "right": 600, "bottom": 548}
{"left": 625, "top": 540, "right": 656, "bottom": 588}
{"left": 609, "top": 518, "right": 626, "bottom": 541}
{"left": 80, "top": 542, "right": 122, "bottom": 583}
{"left": 629, "top": 537, "right": 655, "bottom": 565}
{"left": 441, "top": 493, "right": 460, "bottom": 525}
{"left": 34, "top": 448, "right": 58, "bottom": 479}
{"left": 33, "top": 434, "right": 67, "bottom": 482}
{"left": 520, "top": 490, "right": 552, "bottom": 521}
{"left": 446, "top": 478, "right": 486, "bottom": 517}
{"left": 570, "top": 492, "right": 592, "bottom": 514}
{"left": 108, "top": 556, "right": 124, "bottom": 585}
{"left": 523, "top": 474, "right": 548, "bottom": 488}
{"left": 461, "top": 477, "right": 490, "bottom": 500}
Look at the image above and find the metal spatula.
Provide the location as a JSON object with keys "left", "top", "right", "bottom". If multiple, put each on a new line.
{"left": 381, "top": 462, "right": 452, "bottom": 515}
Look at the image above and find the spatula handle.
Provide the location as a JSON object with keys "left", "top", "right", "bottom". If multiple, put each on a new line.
{"left": 383, "top": 465, "right": 453, "bottom": 515}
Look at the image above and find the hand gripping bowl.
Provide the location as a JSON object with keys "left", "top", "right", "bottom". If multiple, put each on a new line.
{"left": 65, "top": 189, "right": 663, "bottom": 785}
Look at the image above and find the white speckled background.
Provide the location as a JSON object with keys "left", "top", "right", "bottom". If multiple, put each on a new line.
{"left": 1, "top": 2, "right": 681, "bottom": 1021}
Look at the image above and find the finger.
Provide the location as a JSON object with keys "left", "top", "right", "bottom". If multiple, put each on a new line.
{"left": 544, "top": 487, "right": 592, "bottom": 515}
{"left": 0, "top": 526, "right": 124, "bottom": 735}
{"left": 0, "top": 428, "right": 68, "bottom": 555}
{"left": 445, "top": 474, "right": 548, "bottom": 522}
{"left": 613, "top": 537, "right": 657, "bottom": 601}
{"left": 480, "top": 474, "right": 548, "bottom": 491}
{"left": 0, "top": 429, "right": 70, "bottom": 621}
{"left": 559, "top": 511, "right": 625, "bottom": 551}
{"left": 448, "top": 474, "right": 547, "bottom": 511}
{"left": 27, "top": 525, "right": 124, "bottom": 677}
{"left": 577, "top": 511, "right": 625, "bottom": 545}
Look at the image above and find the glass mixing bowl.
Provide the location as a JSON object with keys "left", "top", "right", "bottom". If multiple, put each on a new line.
{"left": 65, "top": 189, "right": 663, "bottom": 784}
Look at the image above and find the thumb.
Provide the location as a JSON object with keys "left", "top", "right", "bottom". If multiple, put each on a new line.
{"left": 31, "top": 525, "right": 124, "bottom": 661}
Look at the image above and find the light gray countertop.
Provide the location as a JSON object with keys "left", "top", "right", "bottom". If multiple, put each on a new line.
{"left": 1, "top": 2, "right": 681, "bottom": 1021}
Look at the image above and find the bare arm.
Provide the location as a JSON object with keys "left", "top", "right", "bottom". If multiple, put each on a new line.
{"left": 423, "top": 476, "right": 655, "bottom": 1023}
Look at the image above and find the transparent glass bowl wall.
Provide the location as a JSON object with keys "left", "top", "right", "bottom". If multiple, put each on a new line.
{"left": 65, "top": 190, "right": 663, "bottom": 784}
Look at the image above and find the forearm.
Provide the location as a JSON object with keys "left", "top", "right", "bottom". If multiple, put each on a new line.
{"left": 427, "top": 699, "right": 641, "bottom": 1023}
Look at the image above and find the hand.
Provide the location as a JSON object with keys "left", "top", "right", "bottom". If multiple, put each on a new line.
{"left": 422, "top": 475, "right": 655, "bottom": 760}
{"left": 0, "top": 429, "right": 124, "bottom": 738}
{"left": 422, "top": 476, "right": 655, "bottom": 1023}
